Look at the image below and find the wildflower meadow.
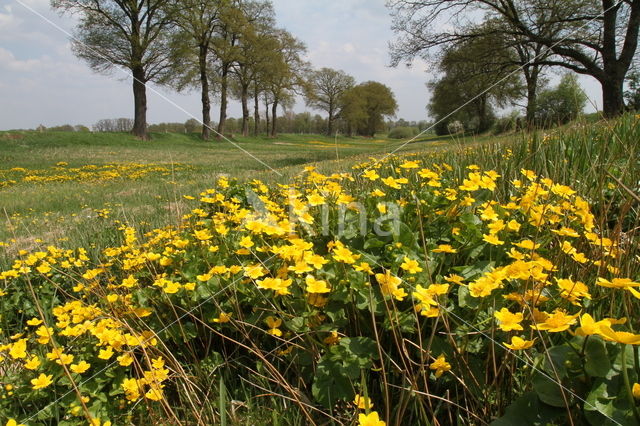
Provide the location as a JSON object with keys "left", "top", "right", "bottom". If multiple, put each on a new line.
{"left": 1, "top": 115, "right": 639, "bottom": 425}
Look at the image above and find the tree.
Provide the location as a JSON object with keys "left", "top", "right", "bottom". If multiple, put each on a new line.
{"left": 304, "top": 68, "right": 355, "bottom": 135}
{"left": 213, "top": 4, "right": 249, "bottom": 138}
{"left": 52, "top": 0, "right": 174, "bottom": 140}
{"left": 388, "top": 0, "right": 640, "bottom": 118}
{"left": 341, "top": 82, "right": 398, "bottom": 137}
{"left": 230, "top": 1, "right": 276, "bottom": 136}
{"left": 184, "top": 118, "right": 201, "bottom": 133}
{"left": 262, "top": 29, "right": 307, "bottom": 137}
{"left": 427, "top": 34, "right": 523, "bottom": 134}
{"left": 166, "top": 0, "right": 223, "bottom": 140}
{"left": 625, "top": 70, "right": 640, "bottom": 110}
{"left": 535, "top": 73, "right": 587, "bottom": 126}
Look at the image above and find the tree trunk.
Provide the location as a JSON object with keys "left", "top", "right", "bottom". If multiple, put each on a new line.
{"left": 601, "top": 75, "right": 626, "bottom": 118}
{"left": 131, "top": 66, "right": 148, "bottom": 140}
{"left": 253, "top": 86, "right": 260, "bottom": 136}
{"left": 199, "top": 44, "right": 211, "bottom": 141}
{"left": 241, "top": 83, "right": 250, "bottom": 137}
{"left": 217, "top": 64, "right": 229, "bottom": 138}
{"left": 270, "top": 100, "right": 278, "bottom": 137}
{"left": 524, "top": 69, "right": 539, "bottom": 128}
{"left": 264, "top": 96, "right": 270, "bottom": 135}
{"left": 327, "top": 106, "right": 334, "bottom": 136}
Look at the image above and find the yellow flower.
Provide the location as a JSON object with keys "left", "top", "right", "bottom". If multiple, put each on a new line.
{"left": 597, "top": 277, "right": 640, "bottom": 289}
{"left": 307, "top": 192, "right": 326, "bottom": 206}
{"left": 70, "top": 360, "right": 91, "bottom": 374}
{"left": 332, "top": 243, "right": 361, "bottom": 264}
{"left": 193, "top": 229, "right": 213, "bottom": 241}
{"left": 239, "top": 236, "right": 254, "bottom": 248}
{"left": 504, "top": 336, "right": 535, "bottom": 350}
{"left": 305, "top": 275, "right": 331, "bottom": 293}
{"left": 598, "top": 325, "right": 640, "bottom": 345}
{"left": 514, "top": 240, "right": 540, "bottom": 251}
{"left": 212, "top": 312, "right": 232, "bottom": 323}
{"left": 265, "top": 316, "right": 283, "bottom": 337}
{"left": 163, "top": 281, "right": 181, "bottom": 294}
{"left": 494, "top": 308, "right": 524, "bottom": 332}
{"left": 633, "top": 383, "right": 640, "bottom": 399}
{"left": 506, "top": 220, "right": 521, "bottom": 232}
{"left": 31, "top": 373, "right": 53, "bottom": 390}
{"left": 256, "top": 277, "right": 293, "bottom": 295}
{"left": 362, "top": 170, "right": 380, "bottom": 181}
{"left": 122, "top": 377, "right": 141, "bottom": 401}
{"left": 531, "top": 310, "right": 578, "bottom": 332}
{"left": 400, "top": 160, "right": 419, "bottom": 169}
{"left": 400, "top": 257, "right": 423, "bottom": 274}
{"left": 483, "top": 234, "right": 505, "bottom": 245}
{"left": 26, "top": 318, "right": 43, "bottom": 326}
{"left": 117, "top": 353, "right": 134, "bottom": 366}
{"left": 354, "top": 262, "right": 374, "bottom": 276}
{"left": 98, "top": 346, "right": 114, "bottom": 360}
{"left": 6, "top": 419, "right": 25, "bottom": 426}
{"left": 358, "top": 411, "right": 386, "bottom": 426}
{"left": 375, "top": 271, "right": 407, "bottom": 301}
{"left": 323, "top": 331, "right": 341, "bottom": 345}
{"left": 9, "top": 338, "right": 27, "bottom": 359}
{"left": 429, "top": 354, "right": 451, "bottom": 378}
{"left": 353, "top": 393, "right": 374, "bottom": 409}
{"left": 244, "top": 264, "right": 267, "bottom": 279}
{"left": 432, "top": 244, "right": 457, "bottom": 253}
{"left": 24, "top": 355, "right": 41, "bottom": 370}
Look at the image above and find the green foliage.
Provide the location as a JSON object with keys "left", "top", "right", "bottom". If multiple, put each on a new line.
{"left": 428, "top": 30, "right": 522, "bottom": 136}
{"left": 535, "top": 73, "right": 587, "bottom": 127}
{"left": 341, "top": 81, "right": 398, "bottom": 137}
{"left": 387, "top": 126, "right": 418, "bottom": 139}
{"left": 624, "top": 70, "right": 640, "bottom": 111}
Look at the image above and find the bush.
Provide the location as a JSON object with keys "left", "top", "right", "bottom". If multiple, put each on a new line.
{"left": 387, "top": 126, "right": 418, "bottom": 139}
{"left": 447, "top": 120, "right": 464, "bottom": 134}
{"left": 535, "top": 73, "right": 587, "bottom": 127}
{"left": 492, "top": 113, "right": 522, "bottom": 134}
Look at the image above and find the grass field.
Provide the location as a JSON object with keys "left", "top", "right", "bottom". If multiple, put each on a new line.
{"left": 1, "top": 117, "right": 639, "bottom": 425}
{"left": 0, "top": 129, "right": 493, "bottom": 256}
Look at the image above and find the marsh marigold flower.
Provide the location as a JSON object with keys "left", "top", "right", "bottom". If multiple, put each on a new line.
{"left": 504, "top": 336, "right": 535, "bottom": 350}
{"left": 353, "top": 394, "right": 374, "bottom": 409}
{"left": 494, "top": 308, "right": 524, "bottom": 331}
{"left": 358, "top": 411, "right": 386, "bottom": 426}
{"left": 429, "top": 354, "right": 451, "bottom": 378}
{"left": 31, "top": 373, "right": 53, "bottom": 390}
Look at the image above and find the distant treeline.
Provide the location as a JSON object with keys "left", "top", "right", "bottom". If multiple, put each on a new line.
{"left": 31, "top": 116, "right": 431, "bottom": 137}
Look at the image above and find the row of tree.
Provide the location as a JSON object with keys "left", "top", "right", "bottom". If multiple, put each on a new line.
{"left": 53, "top": 0, "right": 400, "bottom": 140}
{"left": 388, "top": 0, "right": 640, "bottom": 129}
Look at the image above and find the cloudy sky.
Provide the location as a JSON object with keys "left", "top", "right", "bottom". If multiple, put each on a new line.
{"left": 0, "top": 0, "right": 602, "bottom": 130}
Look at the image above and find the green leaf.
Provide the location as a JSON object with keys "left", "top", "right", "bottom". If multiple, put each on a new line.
{"left": 584, "top": 337, "right": 611, "bottom": 378}
{"left": 312, "top": 356, "right": 355, "bottom": 407}
{"left": 491, "top": 392, "right": 565, "bottom": 425}
{"left": 340, "top": 336, "right": 379, "bottom": 361}
{"left": 532, "top": 372, "right": 567, "bottom": 408}
{"left": 394, "top": 222, "right": 417, "bottom": 248}
{"left": 458, "top": 285, "right": 480, "bottom": 308}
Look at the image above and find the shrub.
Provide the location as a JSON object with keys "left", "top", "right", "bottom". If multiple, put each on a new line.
{"left": 535, "top": 73, "right": 587, "bottom": 127}
{"left": 447, "top": 120, "right": 464, "bottom": 134}
{"left": 387, "top": 126, "right": 418, "bottom": 139}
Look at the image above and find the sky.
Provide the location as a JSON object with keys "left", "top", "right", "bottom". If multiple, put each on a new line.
{"left": 0, "top": 0, "right": 603, "bottom": 130}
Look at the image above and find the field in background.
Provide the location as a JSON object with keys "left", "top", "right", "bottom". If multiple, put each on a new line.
{"left": 0, "top": 129, "right": 493, "bottom": 258}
